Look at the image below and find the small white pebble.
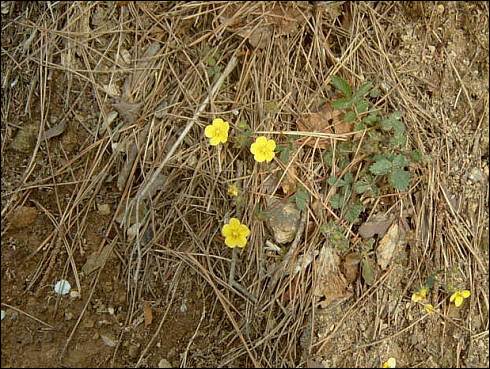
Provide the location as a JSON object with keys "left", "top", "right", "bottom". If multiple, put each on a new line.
{"left": 54, "top": 279, "right": 71, "bottom": 295}
{"left": 1, "top": 310, "right": 5, "bottom": 320}
{"left": 70, "top": 290, "right": 80, "bottom": 299}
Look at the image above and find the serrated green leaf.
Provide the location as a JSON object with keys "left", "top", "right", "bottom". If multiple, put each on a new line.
{"left": 381, "top": 117, "right": 393, "bottom": 131}
{"left": 392, "top": 154, "right": 409, "bottom": 168}
{"left": 354, "top": 99, "right": 369, "bottom": 113}
{"left": 344, "top": 172, "right": 354, "bottom": 184}
{"left": 323, "top": 150, "right": 333, "bottom": 167}
{"left": 353, "top": 81, "right": 373, "bottom": 101}
{"left": 277, "top": 145, "right": 291, "bottom": 163}
{"left": 331, "top": 75, "right": 352, "bottom": 98}
{"left": 354, "top": 179, "right": 371, "bottom": 194}
{"left": 391, "top": 120, "right": 405, "bottom": 135}
{"left": 355, "top": 122, "right": 367, "bottom": 131}
{"left": 345, "top": 202, "right": 364, "bottom": 223}
{"left": 327, "top": 176, "right": 338, "bottom": 186}
{"left": 330, "top": 194, "right": 343, "bottom": 209}
{"left": 344, "top": 110, "right": 357, "bottom": 123}
{"left": 389, "top": 132, "right": 407, "bottom": 147}
{"left": 294, "top": 187, "right": 309, "bottom": 211}
{"left": 389, "top": 169, "right": 411, "bottom": 191}
{"left": 362, "top": 258, "right": 376, "bottom": 286}
{"left": 410, "top": 149, "right": 423, "bottom": 163}
{"left": 369, "top": 88, "right": 380, "bottom": 98}
{"left": 363, "top": 112, "right": 380, "bottom": 125}
{"left": 332, "top": 97, "right": 353, "bottom": 110}
{"left": 369, "top": 158, "right": 392, "bottom": 176}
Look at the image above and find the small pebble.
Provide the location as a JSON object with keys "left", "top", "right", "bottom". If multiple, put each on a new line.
{"left": 158, "top": 359, "right": 172, "bottom": 368}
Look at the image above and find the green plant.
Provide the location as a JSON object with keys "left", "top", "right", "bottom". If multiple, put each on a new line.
{"left": 324, "top": 75, "right": 417, "bottom": 224}
{"left": 291, "top": 184, "right": 309, "bottom": 211}
{"left": 369, "top": 153, "right": 411, "bottom": 192}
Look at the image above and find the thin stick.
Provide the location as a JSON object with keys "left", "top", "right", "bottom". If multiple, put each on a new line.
{"left": 1, "top": 302, "right": 54, "bottom": 329}
{"left": 133, "top": 54, "right": 238, "bottom": 204}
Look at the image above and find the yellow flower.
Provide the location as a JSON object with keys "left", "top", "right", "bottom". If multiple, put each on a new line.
{"left": 382, "top": 357, "right": 396, "bottom": 368}
{"left": 222, "top": 218, "right": 250, "bottom": 248}
{"left": 450, "top": 290, "right": 471, "bottom": 307}
{"left": 227, "top": 184, "right": 239, "bottom": 197}
{"left": 424, "top": 304, "right": 436, "bottom": 314}
{"left": 250, "top": 136, "right": 276, "bottom": 163}
{"left": 411, "top": 287, "right": 429, "bottom": 303}
{"left": 205, "top": 118, "right": 229, "bottom": 146}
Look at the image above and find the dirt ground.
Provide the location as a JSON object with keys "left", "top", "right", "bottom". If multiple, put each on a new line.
{"left": 1, "top": 1, "right": 488, "bottom": 368}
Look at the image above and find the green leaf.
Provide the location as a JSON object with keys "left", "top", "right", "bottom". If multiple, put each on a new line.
{"left": 362, "top": 112, "right": 380, "bottom": 125}
{"left": 331, "top": 75, "right": 352, "bottom": 98}
{"left": 327, "top": 176, "right": 338, "bottom": 186}
{"left": 369, "top": 158, "right": 392, "bottom": 176}
{"left": 323, "top": 150, "right": 333, "bottom": 167}
{"left": 294, "top": 187, "right": 310, "bottom": 211}
{"left": 354, "top": 179, "right": 371, "bottom": 194}
{"left": 353, "top": 81, "right": 373, "bottom": 101}
{"left": 277, "top": 144, "right": 291, "bottom": 163}
{"left": 392, "top": 154, "right": 409, "bottom": 168}
{"left": 369, "top": 88, "right": 380, "bottom": 98}
{"left": 391, "top": 120, "right": 405, "bottom": 135}
{"left": 344, "top": 110, "right": 357, "bottom": 123}
{"left": 355, "top": 122, "right": 367, "bottom": 131}
{"left": 389, "top": 132, "right": 407, "bottom": 147}
{"left": 362, "top": 258, "right": 376, "bottom": 286}
{"left": 410, "top": 149, "right": 423, "bottom": 163}
{"left": 389, "top": 169, "right": 411, "bottom": 191}
{"left": 344, "top": 172, "right": 354, "bottom": 184}
{"left": 345, "top": 202, "right": 364, "bottom": 223}
{"left": 332, "top": 97, "right": 353, "bottom": 110}
{"left": 354, "top": 99, "right": 369, "bottom": 113}
{"left": 330, "top": 194, "right": 343, "bottom": 209}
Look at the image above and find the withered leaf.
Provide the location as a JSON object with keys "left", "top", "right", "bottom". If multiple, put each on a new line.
{"left": 361, "top": 258, "right": 376, "bottom": 286}
{"left": 341, "top": 252, "right": 361, "bottom": 284}
{"left": 281, "top": 165, "right": 297, "bottom": 195}
{"left": 42, "top": 121, "right": 66, "bottom": 141}
{"left": 296, "top": 102, "right": 351, "bottom": 148}
{"left": 143, "top": 302, "right": 153, "bottom": 327}
{"left": 358, "top": 214, "right": 394, "bottom": 239}
{"left": 376, "top": 222, "right": 403, "bottom": 270}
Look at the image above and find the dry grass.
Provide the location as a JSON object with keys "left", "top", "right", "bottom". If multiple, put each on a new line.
{"left": 1, "top": 1, "right": 488, "bottom": 368}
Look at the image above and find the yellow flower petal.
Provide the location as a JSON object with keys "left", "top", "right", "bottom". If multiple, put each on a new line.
{"left": 205, "top": 118, "right": 229, "bottom": 145}
{"left": 462, "top": 290, "right": 471, "bottom": 298}
{"left": 205, "top": 125, "right": 215, "bottom": 138}
{"left": 454, "top": 295, "right": 463, "bottom": 307}
{"left": 250, "top": 136, "right": 276, "bottom": 163}
{"left": 382, "top": 357, "right": 396, "bottom": 368}
{"left": 222, "top": 218, "right": 250, "bottom": 248}
{"left": 450, "top": 292, "right": 456, "bottom": 303}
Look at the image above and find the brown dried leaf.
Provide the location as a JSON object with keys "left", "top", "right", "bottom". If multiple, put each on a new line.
{"left": 42, "top": 121, "right": 66, "bottom": 141}
{"left": 112, "top": 99, "right": 143, "bottom": 125}
{"left": 296, "top": 102, "right": 350, "bottom": 148}
{"left": 237, "top": 25, "right": 272, "bottom": 49}
{"left": 358, "top": 214, "right": 394, "bottom": 239}
{"left": 341, "top": 252, "right": 361, "bottom": 284}
{"left": 281, "top": 165, "right": 297, "bottom": 195}
{"left": 143, "top": 302, "right": 153, "bottom": 327}
{"left": 313, "top": 245, "right": 352, "bottom": 307}
{"left": 82, "top": 244, "right": 113, "bottom": 275}
{"left": 376, "top": 222, "right": 404, "bottom": 270}
{"left": 361, "top": 257, "right": 376, "bottom": 286}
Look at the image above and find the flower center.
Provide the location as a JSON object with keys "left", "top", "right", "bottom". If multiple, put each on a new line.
{"left": 231, "top": 230, "right": 239, "bottom": 239}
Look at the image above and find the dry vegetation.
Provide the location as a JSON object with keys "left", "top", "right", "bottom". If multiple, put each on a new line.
{"left": 1, "top": 1, "right": 489, "bottom": 368}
